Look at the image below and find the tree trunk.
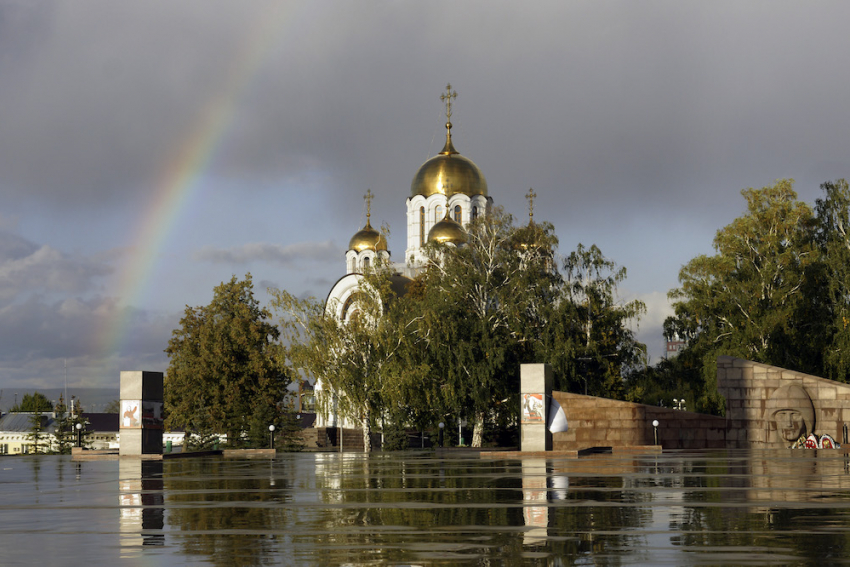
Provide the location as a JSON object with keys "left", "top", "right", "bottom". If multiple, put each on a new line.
{"left": 361, "top": 413, "right": 372, "bottom": 453}
{"left": 471, "top": 412, "right": 485, "bottom": 447}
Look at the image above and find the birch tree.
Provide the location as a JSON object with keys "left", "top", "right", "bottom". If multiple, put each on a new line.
{"left": 270, "top": 266, "right": 402, "bottom": 452}
{"left": 667, "top": 180, "right": 820, "bottom": 412}
{"left": 395, "top": 208, "right": 559, "bottom": 446}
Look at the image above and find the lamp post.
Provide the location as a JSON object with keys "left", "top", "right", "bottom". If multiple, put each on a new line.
{"left": 652, "top": 419, "right": 659, "bottom": 446}
{"left": 438, "top": 422, "right": 445, "bottom": 448}
{"left": 268, "top": 424, "right": 275, "bottom": 450}
{"left": 75, "top": 422, "right": 83, "bottom": 448}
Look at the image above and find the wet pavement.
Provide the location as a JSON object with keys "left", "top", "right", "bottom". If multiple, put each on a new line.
{"left": 3, "top": 449, "right": 850, "bottom": 565}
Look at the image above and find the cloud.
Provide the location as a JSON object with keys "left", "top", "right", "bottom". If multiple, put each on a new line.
{"left": 0, "top": 293, "right": 177, "bottom": 389}
{"left": 195, "top": 241, "right": 339, "bottom": 265}
{"left": 0, "top": 230, "right": 113, "bottom": 303}
{"left": 626, "top": 290, "right": 675, "bottom": 364}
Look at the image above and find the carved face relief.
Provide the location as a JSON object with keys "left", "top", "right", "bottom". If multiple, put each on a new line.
{"left": 764, "top": 384, "right": 816, "bottom": 448}
{"left": 773, "top": 409, "right": 807, "bottom": 443}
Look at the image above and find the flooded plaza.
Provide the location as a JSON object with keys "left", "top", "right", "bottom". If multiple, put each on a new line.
{"left": 3, "top": 449, "right": 850, "bottom": 565}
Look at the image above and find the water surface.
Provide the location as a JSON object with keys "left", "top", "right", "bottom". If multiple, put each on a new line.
{"left": 2, "top": 449, "right": 850, "bottom": 565}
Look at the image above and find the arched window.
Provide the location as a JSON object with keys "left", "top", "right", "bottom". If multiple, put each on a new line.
{"left": 454, "top": 205, "right": 462, "bottom": 223}
{"left": 435, "top": 205, "right": 443, "bottom": 222}
{"left": 420, "top": 206, "right": 425, "bottom": 246}
{"left": 472, "top": 206, "right": 479, "bottom": 222}
{"left": 363, "top": 256, "right": 370, "bottom": 270}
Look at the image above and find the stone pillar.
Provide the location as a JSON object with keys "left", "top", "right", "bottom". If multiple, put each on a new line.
{"left": 119, "top": 371, "right": 164, "bottom": 456}
{"left": 520, "top": 363, "right": 554, "bottom": 452}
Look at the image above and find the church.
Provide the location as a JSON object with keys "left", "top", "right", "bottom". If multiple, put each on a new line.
{"left": 317, "top": 84, "right": 496, "bottom": 429}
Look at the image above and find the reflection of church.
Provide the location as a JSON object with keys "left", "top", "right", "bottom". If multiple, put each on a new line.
{"left": 317, "top": 85, "right": 494, "bottom": 429}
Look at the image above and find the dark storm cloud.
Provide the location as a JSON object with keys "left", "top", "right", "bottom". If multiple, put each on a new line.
{"left": 0, "top": 295, "right": 176, "bottom": 388}
{"left": 0, "top": 230, "right": 112, "bottom": 302}
{"left": 2, "top": 1, "right": 850, "bottom": 381}
{"left": 195, "top": 240, "right": 339, "bottom": 265}
{"left": 2, "top": 1, "right": 849, "bottom": 226}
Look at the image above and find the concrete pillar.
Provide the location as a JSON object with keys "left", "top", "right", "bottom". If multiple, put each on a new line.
{"left": 119, "top": 371, "right": 164, "bottom": 456}
{"left": 520, "top": 363, "right": 554, "bottom": 452}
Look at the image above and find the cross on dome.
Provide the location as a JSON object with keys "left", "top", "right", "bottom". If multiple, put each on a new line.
{"left": 441, "top": 83, "right": 457, "bottom": 122}
{"left": 526, "top": 188, "right": 537, "bottom": 223}
{"left": 364, "top": 189, "right": 374, "bottom": 222}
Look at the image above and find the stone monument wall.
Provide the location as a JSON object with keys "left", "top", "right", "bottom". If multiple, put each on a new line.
{"left": 717, "top": 356, "right": 850, "bottom": 448}
{"left": 550, "top": 392, "right": 727, "bottom": 451}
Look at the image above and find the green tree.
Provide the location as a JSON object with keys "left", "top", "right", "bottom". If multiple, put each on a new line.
{"left": 667, "top": 180, "right": 820, "bottom": 413}
{"left": 814, "top": 179, "right": 850, "bottom": 382}
{"left": 387, "top": 209, "right": 560, "bottom": 446}
{"left": 51, "top": 395, "right": 76, "bottom": 454}
{"left": 165, "top": 274, "right": 290, "bottom": 447}
{"left": 11, "top": 392, "right": 53, "bottom": 413}
{"left": 271, "top": 265, "right": 398, "bottom": 452}
{"left": 540, "top": 243, "right": 646, "bottom": 398}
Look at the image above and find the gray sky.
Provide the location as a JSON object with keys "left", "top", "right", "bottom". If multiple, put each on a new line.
{"left": 1, "top": 1, "right": 849, "bottom": 393}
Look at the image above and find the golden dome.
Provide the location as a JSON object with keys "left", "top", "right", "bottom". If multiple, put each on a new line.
{"left": 348, "top": 220, "right": 387, "bottom": 252}
{"left": 410, "top": 122, "right": 488, "bottom": 198}
{"left": 428, "top": 216, "right": 466, "bottom": 245}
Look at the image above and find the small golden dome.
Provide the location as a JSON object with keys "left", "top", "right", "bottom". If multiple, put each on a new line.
{"left": 348, "top": 221, "right": 387, "bottom": 252}
{"left": 428, "top": 216, "right": 466, "bottom": 245}
{"left": 410, "top": 122, "right": 487, "bottom": 198}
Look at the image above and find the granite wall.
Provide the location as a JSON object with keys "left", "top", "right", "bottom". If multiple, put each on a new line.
{"left": 549, "top": 356, "right": 850, "bottom": 451}
{"left": 550, "top": 391, "right": 727, "bottom": 451}
{"left": 717, "top": 355, "right": 850, "bottom": 448}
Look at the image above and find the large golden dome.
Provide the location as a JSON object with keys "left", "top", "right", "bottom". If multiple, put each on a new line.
{"left": 348, "top": 220, "right": 387, "bottom": 252}
{"left": 410, "top": 122, "right": 488, "bottom": 198}
{"left": 428, "top": 215, "right": 466, "bottom": 245}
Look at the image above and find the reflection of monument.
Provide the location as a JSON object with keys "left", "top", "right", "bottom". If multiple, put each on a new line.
{"left": 119, "top": 459, "right": 164, "bottom": 556}
{"left": 764, "top": 384, "right": 815, "bottom": 447}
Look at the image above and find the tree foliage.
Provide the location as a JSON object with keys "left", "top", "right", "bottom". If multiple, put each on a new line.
{"left": 270, "top": 265, "right": 400, "bottom": 452}
{"left": 661, "top": 179, "right": 850, "bottom": 414}
{"left": 386, "top": 209, "right": 565, "bottom": 446}
{"left": 12, "top": 392, "right": 53, "bottom": 413}
{"left": 814, "top": 179, "right": 850, "bottom": 382}
{"left": 541, "top": 243, "right": 646, "bottom": 397}
{"left": 270, "top": 209, "right": 645, "bottom": 449}
{"left": 165, "top": 274, "right": 289, "bottom": 446}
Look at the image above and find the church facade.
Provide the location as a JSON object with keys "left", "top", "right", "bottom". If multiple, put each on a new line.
{"left": 317, "top": 85, "right": 494, "bottom": 429}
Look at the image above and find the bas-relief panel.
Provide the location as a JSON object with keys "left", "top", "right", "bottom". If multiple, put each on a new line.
{"left": 762, "top": 384, "right": 838, "bottom": 449}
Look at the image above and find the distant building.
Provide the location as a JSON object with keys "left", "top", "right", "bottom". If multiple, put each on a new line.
{"left": 0, "top": 412, "right": 120, "bottom": 453}
{"left": 665, "top": 335, "right": 685, "bottom": 359}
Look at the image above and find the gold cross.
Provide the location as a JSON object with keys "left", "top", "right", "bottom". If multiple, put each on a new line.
{"left": 526, "top": 188, "right": 537, "bottom": 222}
{"left": 364, "top": 189, "right": 373, "bottom": 221}
{"left": 440, "top": 83, "right": 457, "bottom": 121}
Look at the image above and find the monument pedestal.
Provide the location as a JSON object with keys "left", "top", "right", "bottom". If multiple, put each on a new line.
{"left": 520, "top": 364, "right": 553, "bottom": 452}
{"left": 119, "top": 371, "right": 164, "bottom": 456}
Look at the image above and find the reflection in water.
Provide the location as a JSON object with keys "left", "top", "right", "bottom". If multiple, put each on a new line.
{"left": 119, "top": 459, "right": 164, "bottom": 556}
{"left": 6, "top": 451, "right": 850, "bottom": 565}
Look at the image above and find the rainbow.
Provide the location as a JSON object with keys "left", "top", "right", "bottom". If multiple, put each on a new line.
{"left": 94, "top": 4, "right": 309, "bottom": 360}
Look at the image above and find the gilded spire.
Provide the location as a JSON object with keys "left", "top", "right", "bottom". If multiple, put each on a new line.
{"left": 526, "top": 188, "right": 537, "bottom": 224}
{"left": 439, "top": 83, "right": 459, "bottom": 155}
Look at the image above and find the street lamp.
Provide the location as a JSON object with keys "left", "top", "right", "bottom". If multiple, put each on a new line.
{"left": 75, "top": 422, "right": 83, "bottom": 448}
{"left": 652, "top": 419, "right": 659, "bottom": 446}
{"left": 438, "top": 422, "right": 445, "bottom": 448}
{"left": 268, "top": 424, "right": 275, "bottom": 450}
